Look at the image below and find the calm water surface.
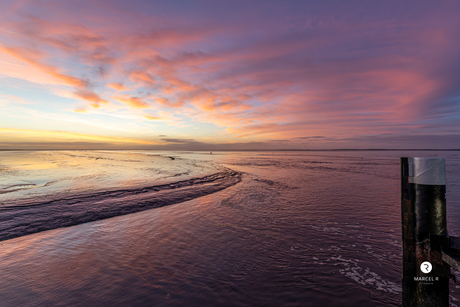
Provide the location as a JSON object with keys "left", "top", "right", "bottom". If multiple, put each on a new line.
{"left": 1, "top": 150, "right": 460, "bottom": 306}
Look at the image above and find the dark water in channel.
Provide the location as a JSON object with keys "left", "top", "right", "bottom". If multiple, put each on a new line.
{"left": 1, "top": 150, "right": 460, "bottom": 306}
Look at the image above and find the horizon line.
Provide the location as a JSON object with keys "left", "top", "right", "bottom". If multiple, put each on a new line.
{"left": 1, "top": 148, "right": 460, "bottom": 152}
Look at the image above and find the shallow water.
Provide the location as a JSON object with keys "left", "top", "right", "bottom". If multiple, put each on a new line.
{"left": 1, "top": 150, "right": 460, "bottom": 306}
{"left": 0, "top": 151, "right": 222, "bottom": 206}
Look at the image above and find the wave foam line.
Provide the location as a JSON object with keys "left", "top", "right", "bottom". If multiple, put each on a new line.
{"left": 0, "top": 170, "right": 241, "bottom": 241}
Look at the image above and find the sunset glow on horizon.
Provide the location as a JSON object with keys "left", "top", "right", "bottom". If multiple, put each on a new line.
{"left": 1, "top": 0, "right": 460, "bottom": 150}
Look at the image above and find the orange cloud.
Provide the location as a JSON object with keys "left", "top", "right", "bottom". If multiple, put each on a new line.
{"left": 108, "top": 82, "right": 127, "bottom": 91}
{"left": 144, "top": 115, "right": 161, "bottom": 120}
{"left": 1, "top": 46, "right": 88, "bottom": 88}
{"left": 112, "top": 95, "right": 149, "bottom": 109}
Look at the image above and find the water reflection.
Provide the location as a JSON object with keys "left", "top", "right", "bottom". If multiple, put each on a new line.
{"left": 0, "top": 151, "right": 459, "bottom": 306}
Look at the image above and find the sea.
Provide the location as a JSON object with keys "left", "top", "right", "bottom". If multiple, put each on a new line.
{"left": 1, "top": 150, "right": 460, "bottom": 306}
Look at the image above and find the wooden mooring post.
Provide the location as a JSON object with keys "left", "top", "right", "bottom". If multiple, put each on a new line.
{"left": 401, "top": 157, "right": 460, "bottom": 306}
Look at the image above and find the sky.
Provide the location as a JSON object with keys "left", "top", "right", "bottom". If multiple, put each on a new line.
{"left": 1, "top": 0, "right": 460, "bottom": 150}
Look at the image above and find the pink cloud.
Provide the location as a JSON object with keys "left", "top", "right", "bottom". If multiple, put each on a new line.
{"left": 150, "top": 96, "right": 185, "bottom": 108}
{"left": 74, "top": 89, "right": 109, "bottom": 108}
{"left": 2, "top": 0, "right": 460, "bottom": 146}
{"left": 1, "top": 46, "right": 88, "bottom": 88}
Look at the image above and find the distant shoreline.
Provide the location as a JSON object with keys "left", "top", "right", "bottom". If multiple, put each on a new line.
{"left": 1, "top": 148, "right": 460, "bottom": 152}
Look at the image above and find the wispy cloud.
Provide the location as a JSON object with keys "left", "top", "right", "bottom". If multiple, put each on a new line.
{"left": 112, "top": 95, "right": 149, "bottom": 109}
{"left": 1, "top": 94, "right": 34, "bottom": 105}
{"left": 1, "top": 46, "right": 88, "bottom": 88}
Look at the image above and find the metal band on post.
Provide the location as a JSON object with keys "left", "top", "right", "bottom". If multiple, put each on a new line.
{"left": 401, "top": 157, "right": 449, "bottom": 307}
